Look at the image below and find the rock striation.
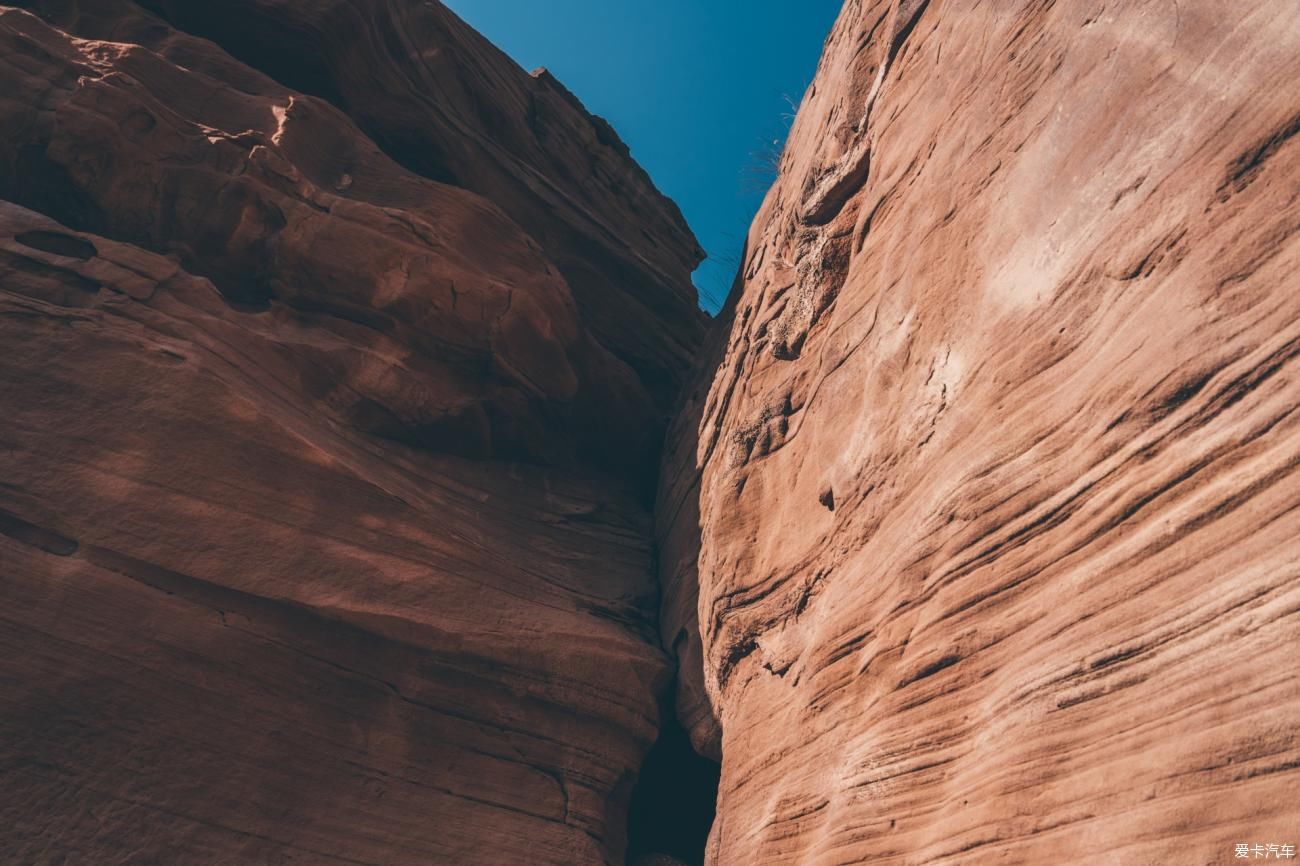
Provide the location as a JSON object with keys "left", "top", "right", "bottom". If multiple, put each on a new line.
{"left": 659, "top": 1, "right": 1300, "bottom": 863}
{"left": 0, "top": 2, "right": 704, "bottom": 863}
{"left": 133, "top": 0, "right": 706, "bottom": 420}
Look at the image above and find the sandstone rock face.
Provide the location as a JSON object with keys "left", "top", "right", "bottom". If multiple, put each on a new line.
{"left": 3, "top": 0, "right": 705, "bottom": 479}
{"left": 0, "top": 2, "right": 703, "bottom": 863}
{"left": 659, "top": 1, "right": 1300, "bottom": 863}
{"left": 127, "top": 0, "right": 707, "bottom": 414}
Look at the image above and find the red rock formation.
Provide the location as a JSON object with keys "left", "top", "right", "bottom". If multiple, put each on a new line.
{"left": 0, "top": 2, "right": 704, "bottom": 863}
{"left": 659, "top": 1, "right": 1300, "bottom": 863}
{"left": 89, "top": 0, "right": 706, "bottom": 415}
{"left": 9, "top": 0, "right": 1299, "bottom": 862}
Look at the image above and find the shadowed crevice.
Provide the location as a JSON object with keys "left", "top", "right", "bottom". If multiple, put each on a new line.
{"left": 625, "top": 687, "right": 720, "bottom": 866}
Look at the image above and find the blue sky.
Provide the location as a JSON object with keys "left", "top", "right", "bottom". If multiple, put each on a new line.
{"left": 443, "top": 0, "right": 843, "bottom": 312}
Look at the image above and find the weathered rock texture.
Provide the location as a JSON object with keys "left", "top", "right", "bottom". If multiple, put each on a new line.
{"left": 659, "top": 1, "right": 1300, "bottom": 863}
{"left": 138, "top": 0, "right": 708, "bottom": 418}
{"left": 0, "top": 1, "right": 704, "bottom": 863}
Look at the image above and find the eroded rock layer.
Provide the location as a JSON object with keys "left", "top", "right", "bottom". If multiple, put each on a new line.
{"left": 659, "top": 1, "right": 1300, "bottom": 863}
{"left": 107, "top": 0, "right": 706, "bottom": 415}
{"left": 0, "top": 2, "right": 704, "bottom": 863}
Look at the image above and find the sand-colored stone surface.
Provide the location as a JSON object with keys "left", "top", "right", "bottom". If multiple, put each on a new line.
{"left": 658, "top": 2, "right": 1300, "bottom": 863}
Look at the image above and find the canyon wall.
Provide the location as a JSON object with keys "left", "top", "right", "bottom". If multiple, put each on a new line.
{"left": 6, "top": 0, "right": 1299, "bottom": 863}
{"left": 659, "top": 1, "right": 1300, "bottom": 863}
{"left": 0, "top": 2, "right": 703, "bottom": 863}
